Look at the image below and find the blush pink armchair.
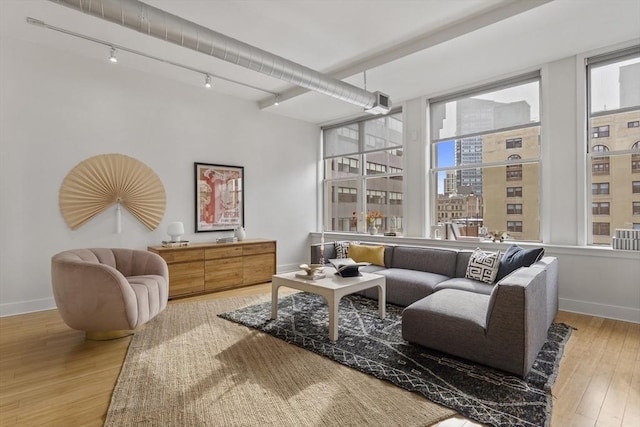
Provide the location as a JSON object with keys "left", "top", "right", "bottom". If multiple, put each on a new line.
{"left": 51, "top": 248, "right": 169, "bottom": 340}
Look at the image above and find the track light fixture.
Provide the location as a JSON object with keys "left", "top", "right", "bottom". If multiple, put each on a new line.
{"left": 27, "top": 17, "right": 280, "bottom": 100}
{"left": 109, "top": 46, "right": 117, "bottom": 63}
{"left": 274, "top": 95, "right": 280, "bottom": 106}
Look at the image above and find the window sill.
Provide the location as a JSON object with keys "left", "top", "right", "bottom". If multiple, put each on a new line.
{"left": 312, "top": 232, "right": 640, "bottom": 260}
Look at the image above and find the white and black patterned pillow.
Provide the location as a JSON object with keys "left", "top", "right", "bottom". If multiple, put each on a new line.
{"left": 334, "top": 241, "right": 352, "bottom": 258}
{"left": 465, "top": 248, "right": 501, "bottom": 284}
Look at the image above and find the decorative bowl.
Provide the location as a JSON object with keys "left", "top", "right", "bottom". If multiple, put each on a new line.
{"left": 298, "top": 263, "right": 324, "bottom": 276}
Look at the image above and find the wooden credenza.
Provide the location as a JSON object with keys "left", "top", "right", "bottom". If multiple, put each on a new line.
{"left": 148, "top": 239, "right": 276, "bottom": 299}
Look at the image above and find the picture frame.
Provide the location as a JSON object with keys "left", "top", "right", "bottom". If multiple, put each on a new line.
{"left": 194, "top": 162, "right": 244, "bottom": 232}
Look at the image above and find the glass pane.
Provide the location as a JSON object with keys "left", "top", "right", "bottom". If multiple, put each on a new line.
{"left": 365, "top": 176, "right": 404, "bottom": 234}
{"left": 590, "top": 152, "right": 640, "bottom": 245}
{"left": 434, "top": 126, "right": 540, "bottom": 196}
{"left": 326, "top": 179, "right": 359, "bottom": 232}
{"left": 431, "top": 80, "right": 539, "bottom": 140}
{"left": 325, "top": 155, "right": 360, "bottom": 180}
{"left": 363, "top": 112, "right": 403, "bottom": 152}
{"left": 436, "top": 163, "right": 540, "bottom": 241}
{"left": 324, "top": 124, "right": 359, "bottom": 157}
{"left": 365, "top": 149, "right": 404, "bottom": 176}
{"left": 590, "top": 56, "right": 640, "bottom": 114}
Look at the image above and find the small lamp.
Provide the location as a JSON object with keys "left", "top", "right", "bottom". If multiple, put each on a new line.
{"left": 167, "top": 221, "right": 185, "bottom": 242}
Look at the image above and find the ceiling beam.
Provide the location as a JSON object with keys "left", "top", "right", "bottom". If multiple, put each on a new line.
{"left": 258, "top": 0, "right": 553, "bottom": 109}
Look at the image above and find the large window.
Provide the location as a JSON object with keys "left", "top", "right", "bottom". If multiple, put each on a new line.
{"left": 587, "top": 46, "right": 640, "bottom": 245}
{"left": 323, "top": 111, "right": 403, "bottom": 234}
{"left": 430, "top": 73, "right": 541, "bottom": 241}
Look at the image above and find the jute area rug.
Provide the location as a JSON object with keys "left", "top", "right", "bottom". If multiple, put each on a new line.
{"left": 105, "top": 294, "right": 455, "bottom": 427}
{"left": 220, "top": 292, "right": 573, "bottom": 427}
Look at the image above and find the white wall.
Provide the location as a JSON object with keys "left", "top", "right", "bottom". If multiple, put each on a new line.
{"left": 0, "top": 36, "right": 320, "bottom": 316}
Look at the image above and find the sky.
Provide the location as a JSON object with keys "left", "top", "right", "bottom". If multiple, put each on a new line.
{"left": 590, "top": 57, "right": 639, "bottom": 112}
{"left": 436, "top": 141, "right": 455, "bottom": 194}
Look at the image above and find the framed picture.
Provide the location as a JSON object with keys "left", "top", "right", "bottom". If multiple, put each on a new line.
{"left": 194, "top": 162, "right": 244, "bottom": 232}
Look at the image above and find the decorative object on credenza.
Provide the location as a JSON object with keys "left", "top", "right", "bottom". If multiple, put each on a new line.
{"left": 59, "top": 153, "right": 166, "bottom": 231}
{"left": 166, "top": 221, "right": 185, "bottom": 242}
{"left": 195, "top": 162, "right": 244, "bottom": 232}
{"left": 234, "top": 226, "right": 246, "bottom": 241}
{"left": 161, "top": 240, "right": 189, "bottom": 248}
{"left": 216, "top": 236, "right": 238, "bottom": 243}
{"left": 296, "top": 263, "right": 325, "bottom": 280}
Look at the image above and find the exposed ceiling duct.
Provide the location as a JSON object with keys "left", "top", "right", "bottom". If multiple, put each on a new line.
{"left": 48, "top": 0, "right": 391, "bottom": 113}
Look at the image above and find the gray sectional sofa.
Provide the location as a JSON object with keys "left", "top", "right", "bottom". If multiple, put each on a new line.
{"left": 310, "top": 242, "right": 558, "bottom": 377}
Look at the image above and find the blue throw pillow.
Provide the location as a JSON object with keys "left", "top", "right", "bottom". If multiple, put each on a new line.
{"left": 495, "top": 244, "right": 545, "bottom": 282}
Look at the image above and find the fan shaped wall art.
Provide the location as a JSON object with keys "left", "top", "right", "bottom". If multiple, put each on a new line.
{"left": 59, "top": 153, "right": 166, "bottom": 231}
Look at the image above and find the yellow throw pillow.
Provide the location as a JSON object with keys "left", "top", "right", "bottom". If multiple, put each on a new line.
{"left": 348, "top": 243, "right": 385, "bottom": 266}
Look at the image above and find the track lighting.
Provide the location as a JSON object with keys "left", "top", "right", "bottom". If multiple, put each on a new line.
{"left": 28, "top": 18, "right": 281, "bottom": 101}
{"left": 274, "top": 95, "right": 280, "bottom": 106}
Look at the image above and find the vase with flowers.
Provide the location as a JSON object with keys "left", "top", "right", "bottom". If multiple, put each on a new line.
{"left": 366, "top": 210, "right": 383, "bottom": 235}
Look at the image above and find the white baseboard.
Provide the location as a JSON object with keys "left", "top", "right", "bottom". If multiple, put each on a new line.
{"left": 559, "top": 297, "right": 640, "bottom": 324}
{"left": 278, "top": 263, "right": 304, "bottom": 273}
{"left": 0, "top": 297, "right": 56, "bottom": 317}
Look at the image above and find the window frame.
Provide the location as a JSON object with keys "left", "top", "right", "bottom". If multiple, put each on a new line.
{"left": 322, "top": 109, "right": 404, "bottom": 233}
{"left": 586, "top": 45, "right": 640, "bottom": 245}
{"left": 429, "top": 72, "right": 542, "bottom": 242}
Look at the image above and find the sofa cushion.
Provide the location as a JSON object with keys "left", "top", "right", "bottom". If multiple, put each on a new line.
{"left": 465, "top": 248, "right": 501, "bottom": 284}
{"left": 391, "top": 246, "right": 458, "bottom": 277}
{"left": 454, "top": 250, "right": 473, "bottom": 278}
{"left": 402, "top": 289, "right": 490, "bottom": 349}
{"left": 434, "top": 277, "right": 495, "bottom": 295}
{"left": 349, "top": 243, "right": 385, "bottom": 266}
{"left": 358, "top": 268, "right": 448, "bottom": 307}
{"left": 495, "top": 244, "right": 545, "bottom": 282}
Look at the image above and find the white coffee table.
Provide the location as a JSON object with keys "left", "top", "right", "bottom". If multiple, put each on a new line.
{"left": 271, "top": 267, "right": 386, "bottom": 342}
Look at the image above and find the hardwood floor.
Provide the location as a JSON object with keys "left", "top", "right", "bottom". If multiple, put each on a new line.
{"left": 1, "top": 285, "right": 638, "bottom": 427}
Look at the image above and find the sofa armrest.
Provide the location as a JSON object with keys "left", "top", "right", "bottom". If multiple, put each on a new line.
{"left": 531, "top": 256, "right": 558, "bottom": 328}
{"left": 486, "top": 266, "right": 548, "bottom": 376}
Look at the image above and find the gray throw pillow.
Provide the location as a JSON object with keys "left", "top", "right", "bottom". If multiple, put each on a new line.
{"left": 495, "top": 244, "right": 545, "bottom": 282}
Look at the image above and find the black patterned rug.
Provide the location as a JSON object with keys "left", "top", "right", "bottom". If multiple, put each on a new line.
{"left": 219, "top": 292, "right": 572, "bottom": 427}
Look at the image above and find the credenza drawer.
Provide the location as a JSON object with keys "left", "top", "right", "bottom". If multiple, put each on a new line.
{"left": 243, "top": 242, "right": 276, "bottom": 256}
{"left": 205, "top": 246, "right": 243, "bottom": 260}
{"left": 160, "top": 249, "right": 204, "bottom": 264}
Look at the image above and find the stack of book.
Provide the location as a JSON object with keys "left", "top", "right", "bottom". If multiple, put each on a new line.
{"left": 612, "top": 229, "right": 640, "bottom": 251}
{"left": 161, "top": 240, "right": 189, "bottom": 248}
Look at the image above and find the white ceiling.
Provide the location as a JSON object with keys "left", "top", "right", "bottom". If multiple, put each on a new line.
{"left": 1, "top": 0, "right": 639, "bottom": 124}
